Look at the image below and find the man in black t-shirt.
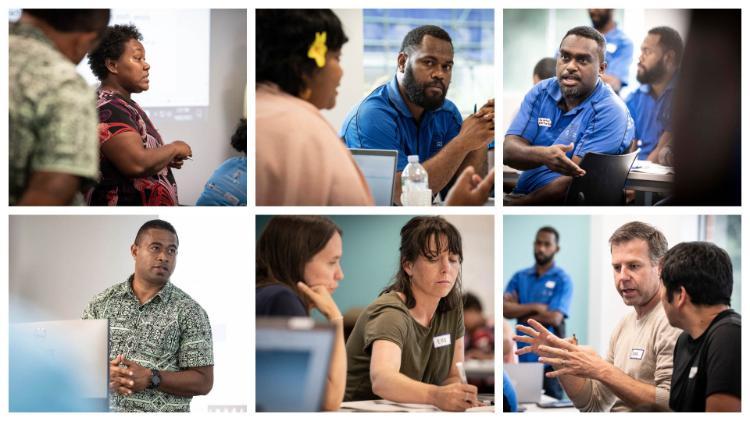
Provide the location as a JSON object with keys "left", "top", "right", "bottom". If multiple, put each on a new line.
{"left": 660, "top": 241, "right": 741, "bottom": 412}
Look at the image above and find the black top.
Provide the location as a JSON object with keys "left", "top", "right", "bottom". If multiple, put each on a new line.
{"left": 669, "top": 309, "right": 741, "bottom": 412}
{"left": 256, "top": 283, "right": 307, "bottom": 317}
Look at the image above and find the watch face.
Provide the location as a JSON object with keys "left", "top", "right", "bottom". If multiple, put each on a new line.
{"left": 150, "top": 370, "right": 161, "bottom": 388}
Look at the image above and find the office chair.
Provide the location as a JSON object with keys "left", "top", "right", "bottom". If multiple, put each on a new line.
{"left": 564, "top": 150, "right": 639, "bottom": 205}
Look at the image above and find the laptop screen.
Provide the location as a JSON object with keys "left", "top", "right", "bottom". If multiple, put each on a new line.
{"left": 350, "top": 149, "right": 398, "bottom": 206}
{"left": 10, "top": 320, "right": 110, "bottom": 412}
{"left": 256, "top": 318, "right": 335, "bottom": 412}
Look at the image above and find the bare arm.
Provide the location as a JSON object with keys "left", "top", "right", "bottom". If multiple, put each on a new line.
{"left": 502, "top": 300, "right": 543, "bottom": 319}
{"left": 706, "top": 393, "right": 741, "bottom": 412}
{"left": 369, "top": 339, "right": 478, "bottom": 411}
{"left": 532, "top": 309, "right": 564, "bottom": 327}
{"left": 101, "top": 131, "right": 191, "bottom": 178}
{"left": 159, "top": 366, "right": 213, "bottom": 397}
{"left": 18, "top": 172, "right": 80, "bottom": 205}
{"left": 503, "top": 136, "right": 585, "bottom": 176}
{"left": 296, "top": 283, "right": 346, "bottom": 410}
{"left": 112, "top": 356, "right": 212, "bottom": 397}
{"left": 646, "top": 131, "right": 673, "bottom": 163}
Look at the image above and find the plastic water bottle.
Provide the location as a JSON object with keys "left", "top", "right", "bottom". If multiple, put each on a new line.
{"left": 401, "top": 155, "right": 432, "bottom": 206}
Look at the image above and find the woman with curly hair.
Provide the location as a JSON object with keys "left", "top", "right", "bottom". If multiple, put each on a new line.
{"left": 87, "top": 24, "right": 192, "bottom": 205}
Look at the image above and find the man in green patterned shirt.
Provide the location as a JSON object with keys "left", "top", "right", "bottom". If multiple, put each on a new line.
{"left": 83, "top": 220, "right": 214, "bottom": 412}
{"left": 9, "top": 9, "right": 109, "bottom": 205}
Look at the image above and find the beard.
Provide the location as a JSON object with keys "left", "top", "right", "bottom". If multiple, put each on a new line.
{"left": 534, "top": 252, "right": 554, "bottom": 266}
{"left": 558, "top": 74, "right": 590, "bottom": 101}
{"left": 403, "top": 63, "right": 447, "bottom": 111}
{"left": 590, "top": 11, "right": 612, "bottom": 31}
{"left": 637, "top": 59, "right": 667, "bottom": 84}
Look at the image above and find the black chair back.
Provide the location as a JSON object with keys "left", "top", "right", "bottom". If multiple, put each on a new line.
{"left": 564, "top": 150, "right": 638, "bottom": 205}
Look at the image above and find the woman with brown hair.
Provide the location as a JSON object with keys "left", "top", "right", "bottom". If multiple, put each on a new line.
{"left": 255, "top": 216, "right": 346, "bottom": 410}
{"left": 344, "top": 216, "right": 480, "bottom": 411}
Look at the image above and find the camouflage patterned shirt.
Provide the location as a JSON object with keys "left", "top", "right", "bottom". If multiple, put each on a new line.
{"left": 9, "top": 22, "right": 99, "bottom": 205}
{"left": 82, "top": 278, "right": 213, "bottom": 412}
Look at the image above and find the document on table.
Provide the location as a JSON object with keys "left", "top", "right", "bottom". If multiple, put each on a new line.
{"left": 630, "top": 160, "right": 674, "bottom": 175}
{"left": 340, "top": 400, "right": 439, "bottom": 412}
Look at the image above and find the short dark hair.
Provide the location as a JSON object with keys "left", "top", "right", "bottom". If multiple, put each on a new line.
{"left": 382, "top": 216, "right": 463, "bottom": 313}
{"left": 256, "top": 216, "right": 342, "bottom": 309}
{"left": 533, "top": 57, "right": 557, "bottom": 80}
{"left": 400, "top": 25, "right": 453, "bottom": 54}
{"left": 561, "top": 26, "right": 606, "bottom": 64}
{"left": 463, "top": 292, "right": 483, "bottom": 312}
{"left": 256, "top": 9, "right": 348, "bottom": 97}
{"left": 661, "top": 242, "right": 733, "bottom": 306}
{"left": 648, "top": 26, "right": 684, "bottom": 65}
{"left": 231, "top": 119, "right": 247, "bottom": 153}
{"left": 24, "top": 9, "right": 110, "bottom": 33}
{"left": 537, "top": 226, "right": 560, "bottom": 244}
{"left": 609, "top": 221, "right": 667, "bottom": 263}
{"left": 134, "top": 219, "right": 178, "bottom": 245}
{"left": 87, "top": 24, "right": 143, "bottom": 82}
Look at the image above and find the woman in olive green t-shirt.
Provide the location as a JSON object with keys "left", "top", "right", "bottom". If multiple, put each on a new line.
{"left": 345, "top": 216, "right": 482, "bottom": 411}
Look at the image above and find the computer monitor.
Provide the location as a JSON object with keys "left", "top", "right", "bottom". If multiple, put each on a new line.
{"left": 10, "top": 319, "right": 110, "bottom": 412}
{"left": 504, "top": 363, "right": 544, "bottom": 403}
{"left": 256, "top": 317, "right": 336, "bottom": 412}
{"left": 350, "top": 148, "right": 398, "bottom": 206}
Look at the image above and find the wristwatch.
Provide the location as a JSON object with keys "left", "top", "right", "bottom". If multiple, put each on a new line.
{"left": 148, "top": 369, "right": 161, "bottom": 389}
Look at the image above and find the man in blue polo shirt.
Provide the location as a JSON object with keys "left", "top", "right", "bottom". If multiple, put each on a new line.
{"left": 589, "top": 9, "right": 633, "bottom": 94}
{"left": 504, "top": 226, "right": 573, "bottom": 399}
{"left": 503, "top": 26, "right": 634, "bottom": 205}
{"left": 341, "top": 25, "right": 494, "bottom": 203}
{"left": 626, "top": 27, "right": 682, "bottom": 163}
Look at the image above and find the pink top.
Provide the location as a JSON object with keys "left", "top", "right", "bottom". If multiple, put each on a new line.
{"left": 255, "top": 83, "right": 373, "bottom": 206}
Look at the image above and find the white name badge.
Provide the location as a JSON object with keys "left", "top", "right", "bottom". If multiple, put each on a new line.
{"left": 689, "top": 366, "right": 699, "bottom": 379}
{"left": 433, "top": 334, "right": 451, "bottom": 349}
{"left": 538, "top": 117, "right": 552, "bottom": 127}
{"left": 545, "top": 280, "right": 556, "bottom": 289}
{"left": 629, "top": 348, "right": 645, "bottom": 360}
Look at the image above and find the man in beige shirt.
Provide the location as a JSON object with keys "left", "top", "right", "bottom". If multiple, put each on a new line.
{"left": 515, "top": 221, "right": 681, "bottom": 411}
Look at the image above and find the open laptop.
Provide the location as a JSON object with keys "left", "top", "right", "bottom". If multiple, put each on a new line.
{"left": 504, "top": 363, "right": 544, "bottom": 403}
{"left": 350, "top": 148, "right": 398, "bottom": 206}
{"left": 256, "top": 317, "right": 336, "bottom": 412}
{"left": 10, "top": 320, "right": 110, "bottom": 412}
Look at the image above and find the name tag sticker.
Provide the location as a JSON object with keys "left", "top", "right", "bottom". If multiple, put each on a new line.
{"left": 538, "top": 117, "right": 552, "bottom": 127}
{"left": 545, "top": 281, "right": 556, "bottom": 289}
{"left": 629, "top": 348, "right": 645, "bottom": 360}
{"left": 689, "top": 366, "right": 698, "bottom": 379}
{"left": 433, "top": 334, "right": 451, "bottom": 349}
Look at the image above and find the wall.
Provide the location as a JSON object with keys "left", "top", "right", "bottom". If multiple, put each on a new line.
{"left": 321, "top": 9, "right": 365, "bottom": 131}
{"left": 154, "top": 10, "right": 247, "bottom": 205}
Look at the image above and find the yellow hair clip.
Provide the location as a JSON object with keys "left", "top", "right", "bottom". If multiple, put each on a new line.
{"left": 307, "top": 31, "right": 328, "bottom": 68}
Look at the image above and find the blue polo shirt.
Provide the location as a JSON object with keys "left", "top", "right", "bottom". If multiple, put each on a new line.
{"left": 603, "top": 26, "right": 634, "bottom": 88}
{"left": 625, "top": 77, "right": 676, "bottom": 159}
{"left": 507, "top": 77, "right": 634, "bottom": 194}
{"left": 505, "top": 263, "right": 573, "bottom": 363}
{"left": 340, "top": 76, "right": 463, "bottom": 171}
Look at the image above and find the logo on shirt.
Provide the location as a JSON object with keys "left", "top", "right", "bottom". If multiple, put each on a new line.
{"left": 629, "top": 348, "right": 645, "bottom": 360}
{"left": 433, "top": 334, "right": 451, "bottom": 349}
{"left": 545, "top": 281, "right": 556, "bottom": 289}
{"left": 689, "top": 366, "right": 699, "bottom": 379}
{"left": 538, "top": 117, "right": 552, "bottom": 127}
